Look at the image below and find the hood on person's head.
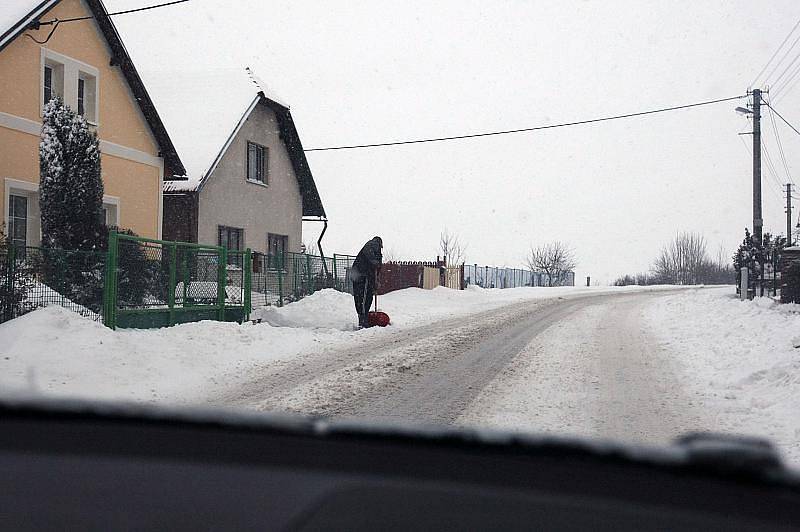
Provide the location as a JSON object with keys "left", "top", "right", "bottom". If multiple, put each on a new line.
{"left": 373, "top": 236, "right": 383, "bottom": 248}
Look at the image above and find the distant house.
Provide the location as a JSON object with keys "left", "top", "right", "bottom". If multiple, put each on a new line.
{"left": 0, "top": 0, "right": 184, "bottom": 246}
{"left": 161, "top": 84, "right": 325, "bottom": 257}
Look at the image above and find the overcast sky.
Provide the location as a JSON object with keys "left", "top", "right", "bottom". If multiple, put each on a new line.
{"left": 108, "top": 0, "right": 800, "bottom": 283}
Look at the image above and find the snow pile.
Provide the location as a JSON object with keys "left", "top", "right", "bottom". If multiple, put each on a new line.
{"left": 256, "top": 289, "right": 357, "bottom": 330}
{"left": 0, "top": 306, "right": 341, "bottom": 405}
{"left": 646, "top": 288, "right": 800, "bottom": 463}
{"left": 24, "top": 281, "right": 99, "bottom": 320}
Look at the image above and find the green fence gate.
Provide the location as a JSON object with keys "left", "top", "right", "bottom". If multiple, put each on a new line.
{"left": 103, "top": 231, "right": 251, "bottom": 329}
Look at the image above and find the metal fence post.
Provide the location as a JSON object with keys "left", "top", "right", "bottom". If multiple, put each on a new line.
{"left": 103, "top": 230, "right": 118, "bottom": 329}
{"left": 277, "top": 251, "right": 284, "bottom": 307}
{"left": 102, "top": 242, "right": 111, "bottom": 326}
{"left": 305, "top": 253, "right": 313, "bottom": 295}
{"left": 5, "top": 244, "right": 15, "bottom": 322}
{"left": 218, "top": 247, "right": 227, "bottom": 321}
{"left": 182, "top": 248, "right": 189, "bottom": 307}
{"left": 56, "top": 251, "right": 65, "bottom": 308}
{"left": 333, "top": 254, "right": 339, "bottom": 291}
{"left": 168, "top": 243, "right": 177, "bottom": 326}
{"left": 244, "top": 248, "right": 252, "bottom": 320}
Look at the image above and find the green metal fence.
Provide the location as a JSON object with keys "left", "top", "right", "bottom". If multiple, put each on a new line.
{"left": 104, "top": 231, "right": 251, "bottom": 329}
{"left": 2, "top": 232, "right": 355, "bottom": 328}
{"left": 1, "top": 244, "right": 107, "bottom": 324}
{"left": 250, "top": 251, "right": 356, "bottom": 307}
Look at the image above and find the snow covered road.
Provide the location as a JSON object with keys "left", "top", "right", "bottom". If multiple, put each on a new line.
{"left": 459, "top": 293, "right": 707, "bottom": 445}
{"left": 213, "top": 294, "right": 596, "bottom": 422}
{"left": 217, "top": 287, "right": 799, "bottom": 464}
{"left": 215, "top": 290, "right": 700, "bottom": 437}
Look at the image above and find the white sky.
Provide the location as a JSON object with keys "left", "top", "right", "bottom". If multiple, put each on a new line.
{"left": 107, "top": 0, "right": 800, "bottom": 283}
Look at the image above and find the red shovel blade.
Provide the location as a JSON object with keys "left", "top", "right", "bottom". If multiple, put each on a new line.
{"left": 368, "top": 311, "right": 390, "bottom": 327}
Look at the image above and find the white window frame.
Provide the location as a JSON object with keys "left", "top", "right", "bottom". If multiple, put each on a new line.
{"left": 3, "top": 178, "right": 40, "bottom": 247}
{"left": 246, "top": 141, "right": 268, "bottom": 185}
{"left": 40, "top": 48, "right": 100, "bottom": 126}
{"left": 102, "top": 194, "right": 120, "bottom": 226}
{"left": 3, "top": 180, "right": 119, "bottom": 244}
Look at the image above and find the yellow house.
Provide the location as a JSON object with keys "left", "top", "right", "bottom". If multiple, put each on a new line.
{"left": 0, "top": 0, "right": 184, "bottom": 247}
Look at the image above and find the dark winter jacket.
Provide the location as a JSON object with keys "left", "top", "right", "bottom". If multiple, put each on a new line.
{"left": 351, "top": 237, "right": 383, "bottom": 281}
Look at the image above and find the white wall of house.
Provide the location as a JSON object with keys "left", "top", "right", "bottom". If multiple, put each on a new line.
{"left": 196, "top": 102, "right": 303, "bottom": 254}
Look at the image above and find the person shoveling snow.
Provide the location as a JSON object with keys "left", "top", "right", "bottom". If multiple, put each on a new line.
{"left": 350, "top": 236, "right": 388, "bottom": 328}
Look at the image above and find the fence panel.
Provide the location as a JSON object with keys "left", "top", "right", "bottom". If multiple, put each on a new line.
{"left": 284, "top": 251, "right": 336, "bottom": 301}
{"left": 1, "top": 245, "right": 106, "bottom": 324}
{"left": 251, "top": 252, "right": 286, "bottom": 307}
{"left": 333, "top": 254, "right": 357, "bottom": 294}
{"left": 108, "top": 232, "right": 250, "bottom": 329}
{"left": 444, "top": 265, "right": 463, "bottom": 289}
{"left": 464, "top": 264, "right": 550, "bottom": 289}
{"left": 249, "top": 252, "right": 354, "bottom": 307}
{"left": 422, "top": 266, "right": 439, "bottom": 289}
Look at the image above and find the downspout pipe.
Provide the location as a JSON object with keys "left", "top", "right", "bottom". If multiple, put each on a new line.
{"left": 303, "top": 217, "right": 329, "bottom": 276}
{"left": 317, "top": 219, "right": 328, "bottom": 275}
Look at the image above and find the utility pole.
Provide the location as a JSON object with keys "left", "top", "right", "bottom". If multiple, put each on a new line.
{"left": 752, "top": 88, "right": 763, "bottom": 244}
{"left": 787, "top": 183, "right": 793, "bottom": 247}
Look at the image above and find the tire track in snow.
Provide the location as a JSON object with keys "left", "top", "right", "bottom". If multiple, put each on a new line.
{"left": 459, "top": 294, "right": 708, "bottom": 445}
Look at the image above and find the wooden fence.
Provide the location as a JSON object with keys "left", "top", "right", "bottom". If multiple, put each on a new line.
{"left": 377, "top": 260, "right": 465, "bottom": 294}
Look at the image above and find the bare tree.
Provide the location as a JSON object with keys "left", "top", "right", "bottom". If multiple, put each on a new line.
{"left": 652, "top": 232, "right": 708, "bottom": 284}
{"left": 616, "top": 238, "right": 733, "bottom": 286}
{"left": 526, "top": 241, "right": 577, "bottom": 286}
{"left": 382, "top": 246, "right": 398, "bottom": 263}
{"left": 440, "top": 228, "right": 466, "bottom": 265}
{"left": 302, "top": 240, "right": 319, "bottom": 255}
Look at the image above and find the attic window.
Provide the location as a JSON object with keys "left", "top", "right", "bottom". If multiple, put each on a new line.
{"left": 41, "top": 50, "right": 99, "bottom": 124}
{"left": 77, "top": 71, "right": 97, "bottom": 124}
{"left": 43, "top": 61, "right": 64, "bottom": 107}
{"left": 246, "top": 141, "right": 268, "bottom": 184}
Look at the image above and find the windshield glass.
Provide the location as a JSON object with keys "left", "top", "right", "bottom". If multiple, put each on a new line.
{"left": 1, "top": 0, "right": 799, "bottom": 468}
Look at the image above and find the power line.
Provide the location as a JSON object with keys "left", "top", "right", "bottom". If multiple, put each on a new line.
{"left": 762, "top": 137, "right": 789, "bottom": 196}
{"left": 763, "top": 101, "right": 800, "bottom": 136}
{"left": 32, "top": 0, "right": 189, "bottom": 26}
{"left": 763, "top": 31, "right": 800, "bottom": 86}
{"left": 740, "top": 134, "right": 785, "bottom": 203}
{"left": 765, "top": 99, "right": 795, "bottom": 186}
{"left": 769, "top": 47, "right": 800, "bottom": 90}
{"left": 771, "top": 60, "right": 800, "bottom": 102}
{"left": 25, "top": 0, "right": 190, "bottom": 44}
{"left": 751, "top": 17, "right": 800, "bottom": 87}
{"left": 304, "top": 94, "right": 747, "bottom": 152}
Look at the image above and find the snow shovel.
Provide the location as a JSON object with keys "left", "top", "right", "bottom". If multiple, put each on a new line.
{"left": 367, "top": 271, "right": 390, "bottom": 327}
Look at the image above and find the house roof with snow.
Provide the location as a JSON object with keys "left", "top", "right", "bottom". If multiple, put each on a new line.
{"left": 0, "top": 0, "right": 185, "bottom": 176}
{"left": 159, "top": 71, "right": 325, "bottom": 218}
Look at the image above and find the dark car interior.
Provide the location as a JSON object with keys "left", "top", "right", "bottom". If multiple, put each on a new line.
{"left": 1, "top": 398, "right": 799, "bottom": 531}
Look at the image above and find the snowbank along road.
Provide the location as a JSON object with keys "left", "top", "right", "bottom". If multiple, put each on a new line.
{"left": 214, "top": 289, "right": 705, "bottom": 446}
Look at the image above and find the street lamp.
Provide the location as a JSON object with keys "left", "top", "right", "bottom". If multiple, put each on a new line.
{"left": 735, "top": 106, "right": 753, "bottom": 115}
